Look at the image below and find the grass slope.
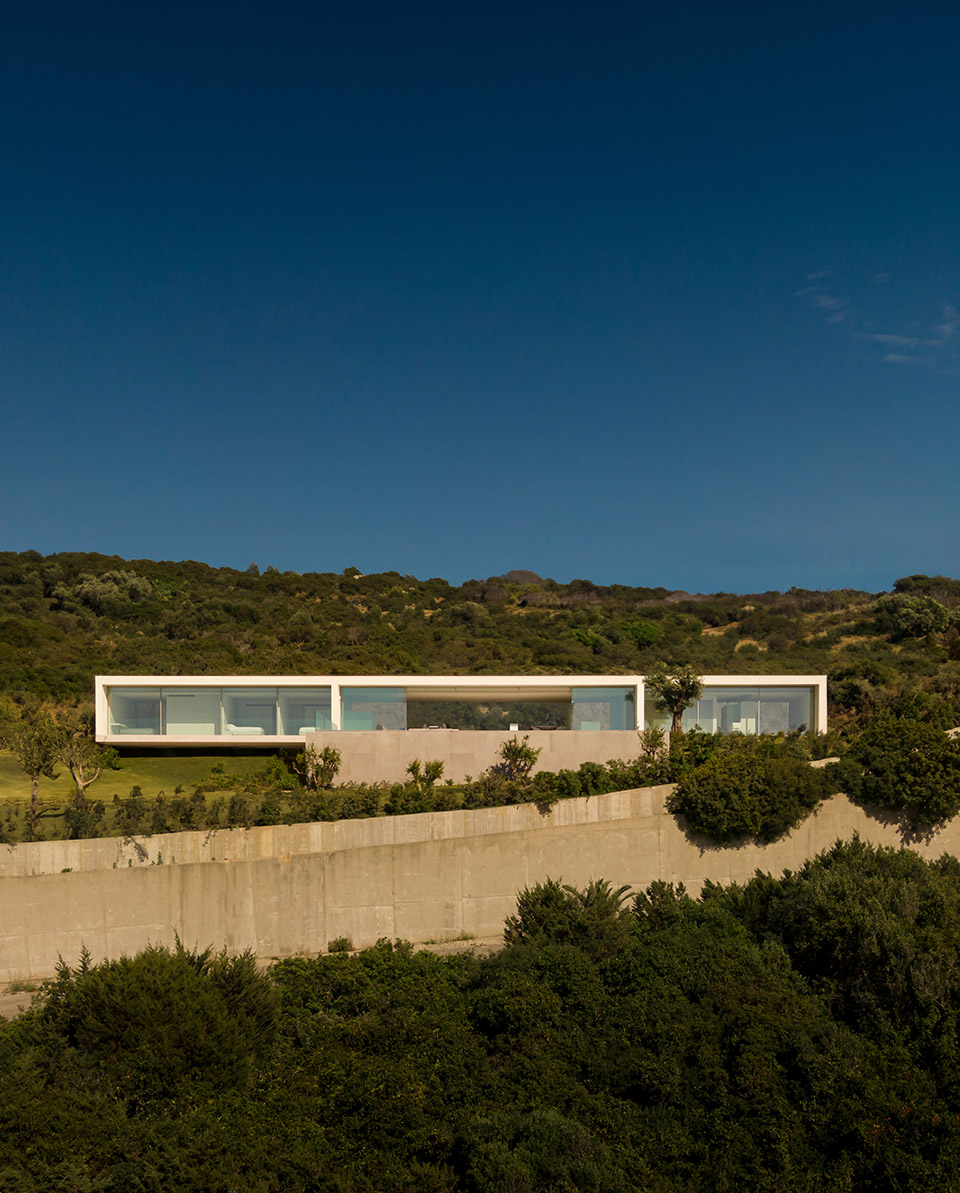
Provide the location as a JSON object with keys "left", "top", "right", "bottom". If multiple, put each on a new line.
{"left": 0, "top": 749, "right": 271, "bottom": 805}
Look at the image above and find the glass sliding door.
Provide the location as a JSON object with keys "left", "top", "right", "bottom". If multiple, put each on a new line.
{"left": 714, "top": 688, "right": 759, "bottom": 734}
{"left": 757, "top": 686, "right": 812, "bottom": 733}
{"left": 278, "top": 687, "right": 332, "bottom": 734}
{"left": 221, "top": 688, "right": 278, "bottom": 736}
{"left": 163, "top": 688, "right": 222, "bottom": 735}
{"left": 108, "top": 687, "right": 162, "bottom": 735}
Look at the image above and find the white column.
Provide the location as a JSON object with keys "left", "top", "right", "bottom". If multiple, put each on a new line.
{"left": 815, "top": 679, "right": 828, "bottom": 734}
{"left": 95, "top": 679, "right": 109, "bottom": 741}
{"left": 329, "top": 681, "right": 341, "bottom": 730}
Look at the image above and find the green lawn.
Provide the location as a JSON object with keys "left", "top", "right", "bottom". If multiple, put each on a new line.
{"left": 0, "top": 749, "right": 279, "bottom": 805}
{"left": 0, "top": 748, "right": 295, "bottom": 843}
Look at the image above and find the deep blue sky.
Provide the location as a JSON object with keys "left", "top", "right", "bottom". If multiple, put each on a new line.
{"left": 2, "top": 2, "right": 958, "bottom": 593}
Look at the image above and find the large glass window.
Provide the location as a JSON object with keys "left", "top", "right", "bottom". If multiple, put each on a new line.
{"left": 278, "top": 687, "right": 332, "bottom": 734}
{"left": 221, "top": 688, "right": 277, "bottom": 736}
{"left": 108, "top": 684, "right": 337, "bottom": 737}
{"left": 341, "top": 687, "right": 406, "bottom": 731}
{"left": 572, "top": 687, "right": 635, "bottom": 730}
{"left": 163, "top": 688, "right": 222, "bottom": 735}
{"left": 711, "top": 687, "right": 759, "bottom": 735}
{"left": 108, "top": 687, "right": 162, "bottom": 735}
{"left": 757, "top": 686, "right": 812, "bottom": 733}
{"left": 644, "top": 685, "right": 815, "bottom": 735}
{"left": 406, "top": 699, "right": 571, "bottom": 730}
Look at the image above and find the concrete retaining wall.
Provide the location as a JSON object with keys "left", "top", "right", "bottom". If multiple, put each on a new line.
{"left": 4, "top": 787, "right": 959, "bottom": 983}
{"left": 303, "top": 728, "right": 645, "bottom": 784}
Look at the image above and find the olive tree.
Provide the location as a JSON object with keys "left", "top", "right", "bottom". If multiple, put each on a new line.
{"left": 55, "top": 711, "right": 116, "bottom": 807}
{"left": 645, "top": 664, "right": 704, "bottom": 740}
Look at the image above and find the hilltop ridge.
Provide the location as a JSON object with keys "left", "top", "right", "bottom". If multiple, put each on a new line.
{"left": 0, "top": 551, "right": 958, "bottom": 726}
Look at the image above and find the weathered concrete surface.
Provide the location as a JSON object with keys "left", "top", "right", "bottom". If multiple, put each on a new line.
{"left": 0, "top": 989, "right": 36, "bottom": 1019}
{"left": 2, "top": 786, "right": 958, "bottom": 983}
{"left": 303, "top": 728, "right": 645, "bottom": 783}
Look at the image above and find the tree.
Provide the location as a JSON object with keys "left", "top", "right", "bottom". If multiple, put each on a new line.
{"left": 667, "top": 751, "right": 827, "bottom": 843}
{"left": 292, "top": 744, "right": 341, "bottom": 790}
{"left": 36, "top": 941, "right": 278, "bottom": 1107}
{"left": 877, "top": 592, "right": 951, "bottom": 639}
{"left": 503, "top": 877, "right": 633, "bottom": 959}
{"left": 645, "top": 664, "right": 704, "bottom": 740}
{"left": 495, "top": 735, "right": 542, "bottom": 781}
{"left": 54, "top": 711, "right": 116, "bottom": 807}
{"left": 725, "top": 838, "right": 960, "bottom": 1077}
{"left": 0, "top": 702, "right": 60, "bottom": 833}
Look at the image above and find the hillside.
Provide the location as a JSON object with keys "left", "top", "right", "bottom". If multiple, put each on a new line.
{"left": 1, "top": 551, "right": 959, "bottom": 727}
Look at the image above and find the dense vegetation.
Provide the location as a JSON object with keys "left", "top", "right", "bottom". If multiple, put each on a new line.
{"left": 2, "top": 547, "right": 960, "bottom": 845}
{"left": 4, "top": 840, "right": 960, "bottom": 1191}
{"left": 1, "top": 551, "right": 959, "bottom": 725}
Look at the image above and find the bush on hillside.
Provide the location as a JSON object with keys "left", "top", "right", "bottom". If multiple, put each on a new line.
{"left": 503, "top": 878, "right": 634, "bottom": 960}
{"left": 843, "top": 716, "right": 960, "bottom": 827}
{"left": 667, "top": 752, "right": 828, "bottom": 843}
{"left": 30, "top": 942, "right": 278, "bottom": 1107}
{"left": 877, "top": 592, "right": 952, "bottom": 639}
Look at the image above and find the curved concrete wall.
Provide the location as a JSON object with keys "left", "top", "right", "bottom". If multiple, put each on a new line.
{"left": 3, "top": 787, "right": 958, "bottom": 982}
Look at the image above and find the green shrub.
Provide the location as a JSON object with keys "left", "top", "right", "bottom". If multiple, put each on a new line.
{"left": 32, "top": 943, "right": 277, "bottom": 1107}
{"left": 845, "top": 716, "right": 960, "bottom": 826}
{"left": 667, "top": 752, "right": 827, "bottom": 843}
{"left": 503, "top": 877, "right": 633, "bottom": 960}
{"left": 293, "top": 744, "right": 341, "bottom": 790}
{"left": 494, "top": 735, "right": 541, "bottom": 781}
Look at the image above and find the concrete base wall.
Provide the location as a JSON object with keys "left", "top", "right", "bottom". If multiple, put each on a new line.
{"left": 303, "top": 728, "right": 645, "bottom": 784}
{"left": 3, "top": 787, "right": 959, "bottom": 983}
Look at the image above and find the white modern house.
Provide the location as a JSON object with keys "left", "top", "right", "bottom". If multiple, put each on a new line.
{"left": 95, "top": 674, "right": 827, "bottom": 782}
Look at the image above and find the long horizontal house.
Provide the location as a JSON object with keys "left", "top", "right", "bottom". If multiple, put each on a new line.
{"left": 96, "top": 674, "right": 828, "bottom": 783}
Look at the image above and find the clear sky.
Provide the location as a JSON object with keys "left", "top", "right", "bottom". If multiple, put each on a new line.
{"left": 2, "top": 1, "right": 958, "bottom": 593}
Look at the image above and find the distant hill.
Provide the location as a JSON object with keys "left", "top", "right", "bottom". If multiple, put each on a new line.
{"left": 0, "top": 551, "right": 958, "bottom": 726}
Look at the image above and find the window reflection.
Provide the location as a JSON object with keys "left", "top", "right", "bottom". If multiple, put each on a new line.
{"left": 341, "top": 687, "right": 406, "bottom": 731}
{"left": 572, "top": 687, "right": 635, "bottom": 730}
{"left": 644, "top": 685, "right": 814, "bottom": 735}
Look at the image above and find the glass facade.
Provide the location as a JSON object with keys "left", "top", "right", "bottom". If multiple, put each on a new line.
{"left": 222, "top": 688, "right": 277, "bottom": 736}
{"left": 644, "top": 685, "right": 814, "bottom": 735}
{"left": 406, "top": 700, "right": 572, "bottom": 730}
{"left": 105, "top": 685, "right": 332, "bottom": 737}
{"left": 341, "top": 687, "right": 407, "bottom": 731}
{"left": 108, "top": 687, "right": 162, "bottom": 735}
{"left": 164, "top": 687, "right": 222, "bottom": 735}
{"left": 103, "top": 680, "right": 815, "bottom": 739}
{"left": 572, "top": 687, "right": 635, "bottom": 731}
{"left": 278, "top": 687, "right": 332, "bottom": 734}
